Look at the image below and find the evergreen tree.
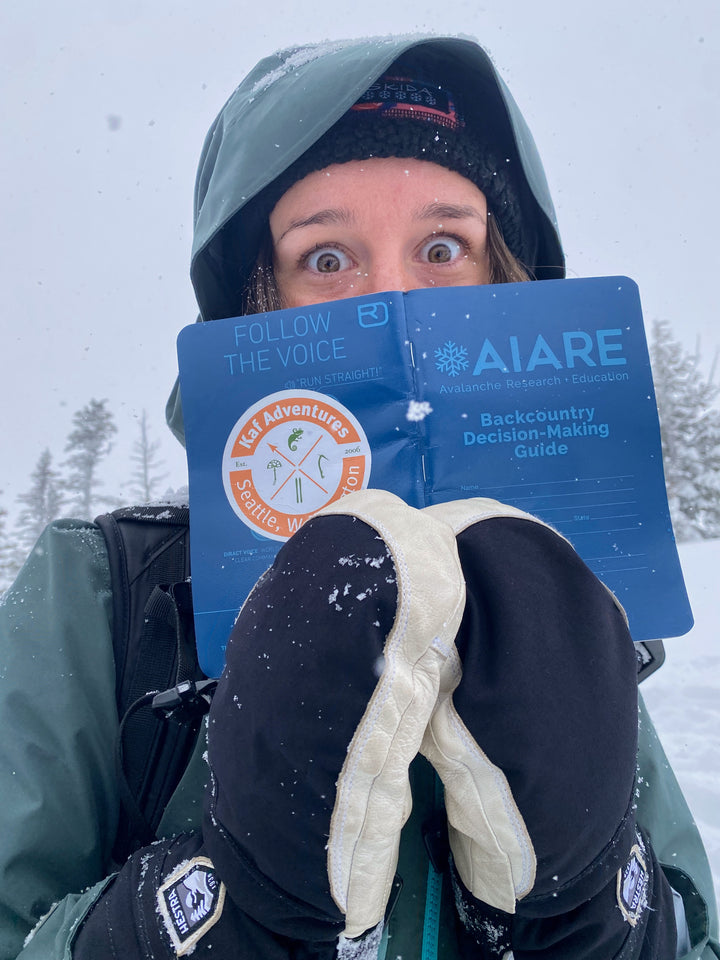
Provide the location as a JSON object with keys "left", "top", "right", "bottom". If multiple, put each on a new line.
{"left": 649, "top": 319, "right": 720, "bottom": 540}
{"left": 63, "top": 398, "right": 118, "bottom": 519}
{"left": 130, "top": 410, "right": 167, "bottom": 503}
{"left": 0, "top": 496, "right": 15, "bottom": 595}
{"left": 15, "top": 448, "right": 64, "bottom": 553}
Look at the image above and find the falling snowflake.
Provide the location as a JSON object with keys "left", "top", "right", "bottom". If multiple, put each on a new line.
{"left": 406, "top": 400, "right": 433, "bottom": 422}
{"left": 434, "top": 340, "right": 469, "bottom": 376}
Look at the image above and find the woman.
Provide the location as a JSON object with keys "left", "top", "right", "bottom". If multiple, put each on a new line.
{"left": 2, "top": 35, "right": 717, "bottom": 960}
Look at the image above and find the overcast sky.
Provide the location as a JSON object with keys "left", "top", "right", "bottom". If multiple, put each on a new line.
{"left": 1, "top": 0, "right": 718, "bottom": 518}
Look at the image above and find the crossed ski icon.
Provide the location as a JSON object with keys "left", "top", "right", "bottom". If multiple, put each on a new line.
{"left": 267, "top": 436, "right": 328, "bottom": 505}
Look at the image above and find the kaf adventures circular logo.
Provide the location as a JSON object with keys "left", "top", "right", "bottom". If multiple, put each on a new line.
{"left": 222, "top": 390, "right": 372, "bottom": 541}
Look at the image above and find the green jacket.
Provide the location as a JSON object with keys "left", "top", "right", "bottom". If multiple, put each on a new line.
{"left": 2, "top": 33, "right": 718, "bottom": 959}
{"left": 0, "top": 521, "right": 717, "bottom": 958}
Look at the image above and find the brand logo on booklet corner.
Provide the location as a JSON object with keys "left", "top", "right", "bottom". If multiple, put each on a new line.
{"left": 222, "top": 389, "right": 372, "bottom": 541}
{"left": 357, "top": 301, "right": 389, "bottom": 328}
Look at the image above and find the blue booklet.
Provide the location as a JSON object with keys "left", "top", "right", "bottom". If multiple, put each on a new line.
{"left": 177, "top": 276, "right": 693, "bottom": 678}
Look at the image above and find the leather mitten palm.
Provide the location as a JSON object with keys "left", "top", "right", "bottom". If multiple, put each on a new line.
{"left": 420, "top": 498, "right": 676, "bottom": 959}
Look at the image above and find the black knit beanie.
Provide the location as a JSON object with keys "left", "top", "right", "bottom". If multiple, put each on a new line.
{"left": 260, "top": 67, "right": 528, "bottom": 265}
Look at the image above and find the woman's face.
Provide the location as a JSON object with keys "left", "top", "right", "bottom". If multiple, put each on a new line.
{"left": 270, "top": 158, "right": 491, "bottom": 308}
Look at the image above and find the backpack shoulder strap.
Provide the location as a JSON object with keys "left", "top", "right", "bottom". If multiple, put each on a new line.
{"left": 95, "top": 504, "right": 206, "bottom": 862}
{"left": 95, "top": 505, "right": 192, "bottom": 713}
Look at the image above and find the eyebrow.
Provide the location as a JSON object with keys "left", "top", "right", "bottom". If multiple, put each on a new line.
{"left": 275, "top": 199, "right": 487, "bottom": 244}
{"left": 276, "top": 208, "right": 353, "bottom": 242}
{"left": 413, "top": 201, "right": 487, "bottom": 223}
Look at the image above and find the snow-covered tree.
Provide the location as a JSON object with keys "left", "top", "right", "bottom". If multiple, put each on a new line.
{"left": 14, "top": 448, "right": 64, "bottom": 553}
{"left": 0, "top": 496, "right": 16, "bottom": 595}
{"left": 650, "top": 319, "right": 720, "bottom": 541}
{"left": 63, "top": 398, "right": 118, "bottom": 519}
{"left": 129, "top": 410, "right": 167, "bottom": 503}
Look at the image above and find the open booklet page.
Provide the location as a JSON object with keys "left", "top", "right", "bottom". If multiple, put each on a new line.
{"left": 177, "top": 277, "right": 692, "bottom": 678}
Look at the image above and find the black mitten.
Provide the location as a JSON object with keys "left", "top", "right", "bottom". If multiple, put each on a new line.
{"left": 73, "top": 833, "right": 333, "bottom": 959}
{"left": 202, "top": 489, "right": 465, "bottom": 941}
{"left": 421, "top": 498, "right": 678, "bottom": 959}
{"left": 76, "top": 490, "right": 466, "bottom": 957}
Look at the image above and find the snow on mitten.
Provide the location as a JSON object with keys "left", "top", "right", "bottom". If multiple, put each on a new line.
{"left": 420, "top": 498, "right": 675, "bottom": 959}
{"left": 202, "top": 489, "right": 466, "bottom": 943}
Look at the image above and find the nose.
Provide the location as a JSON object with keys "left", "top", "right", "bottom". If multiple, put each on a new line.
{"left": 357, "top": 257, "right": 417, "bottom": 297}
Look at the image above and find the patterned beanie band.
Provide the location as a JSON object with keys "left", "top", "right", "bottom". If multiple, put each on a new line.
{"left": 351, "top": 74, "right": 465, "bottom": 130}
{"left": 263, "top": 71, "right": 528, "bottom": 266}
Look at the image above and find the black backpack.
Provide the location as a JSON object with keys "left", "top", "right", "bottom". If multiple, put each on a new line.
{"left": 95, "top": 505, "right": 214, "bottom": 864}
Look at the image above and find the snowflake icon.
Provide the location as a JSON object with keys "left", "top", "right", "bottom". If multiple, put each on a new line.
{"left": 434, "top": 340, "right": 469, "bottom": 377}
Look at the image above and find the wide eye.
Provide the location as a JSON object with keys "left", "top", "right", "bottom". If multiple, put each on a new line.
{"left": 420, "top": 237, "right": 463, "bottom": 264}
{"left": 306, "top": 247, "right": 352, "bottom": 273}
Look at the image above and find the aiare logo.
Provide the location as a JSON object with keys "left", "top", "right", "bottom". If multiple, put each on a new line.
{"left": 222, "top": 389, "right": 372, "bottom": 541}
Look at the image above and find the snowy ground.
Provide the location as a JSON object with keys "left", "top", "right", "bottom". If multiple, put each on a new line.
{"left": 642, "top": 539, "right": 720, "bottom": 910}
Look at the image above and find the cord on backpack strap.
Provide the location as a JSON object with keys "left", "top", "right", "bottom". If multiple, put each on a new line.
{"left": 114, "top": 677, "right": 218, "bottom": 856}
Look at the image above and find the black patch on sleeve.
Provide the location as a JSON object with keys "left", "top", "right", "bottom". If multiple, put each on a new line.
{"left": 157, "top": 857, "right": 226, "bottom": 956}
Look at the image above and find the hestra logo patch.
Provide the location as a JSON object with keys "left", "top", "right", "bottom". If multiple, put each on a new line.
{"left": 616, "top": 841, "right": 649, "bottom": 926}
{"left": 222, "top": 389, "right": 372, "bottom": 541}
{"left": 157, "top": 857, "right": 225, "bottom": 955}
